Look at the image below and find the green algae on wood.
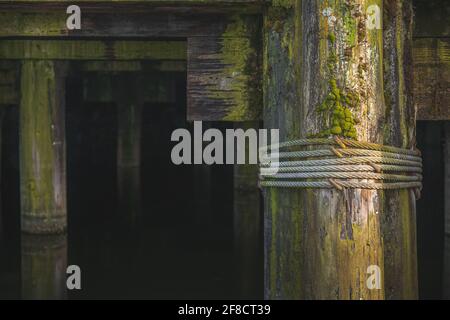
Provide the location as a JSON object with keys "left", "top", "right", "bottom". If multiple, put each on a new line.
{"left": 263, "top": 1, "right": 304, "bottom": 299}
{"left": 20, "top": 60, "right": 67, "bottom": 234}
{"left": 187, "top": 14, "right": 262, "bottom": 121}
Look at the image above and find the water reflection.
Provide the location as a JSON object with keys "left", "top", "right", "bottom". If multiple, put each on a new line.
{"left": 117, "top": 166, "right": 141, "bottom": 228}
{"left": 21, "top": 233, "right": 67, "bottom": 300}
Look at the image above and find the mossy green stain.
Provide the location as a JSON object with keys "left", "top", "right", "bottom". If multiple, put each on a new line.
{"left": 314, "top": 9, "right": 358, "bottom": 139}
{"left": 20, "top": 61, "right": 57, "bottom": 216}
{"left": 219, "top": 14, "right": 261, "bottom": 121}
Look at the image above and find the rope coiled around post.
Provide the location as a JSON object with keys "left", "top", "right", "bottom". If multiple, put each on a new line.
{"left": 259, "top": 137, "right": 422, "bottom": 195}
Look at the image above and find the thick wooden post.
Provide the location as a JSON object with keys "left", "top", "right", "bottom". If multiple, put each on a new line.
{"left": 233, "top": 121, "right": 262, "bottom": 298}
{"left": 20, "top": 60, "right": 67, "bottom": 234}
{"left": 263, "top": 0, "right": 417, "bottom": 299}
{"left": 21, "top": 234, "right": 67, "bottom": 299}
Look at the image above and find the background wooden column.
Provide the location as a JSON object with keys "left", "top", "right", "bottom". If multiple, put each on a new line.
{"left": 114, "top": 74, "right": 143, "bottom": 226}
{"left": 263, "top": 0, "right": 417, "bottom": 299}
{"left": 20, "top": 60, "right": 67, "bottom": 234}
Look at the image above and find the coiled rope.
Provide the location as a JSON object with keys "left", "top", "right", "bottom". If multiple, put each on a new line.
{"left": 259, "top": 136, "right": 422, "bottom": 196}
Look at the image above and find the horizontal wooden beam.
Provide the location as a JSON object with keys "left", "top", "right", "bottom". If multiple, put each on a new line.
{"left": 0, "top": 40, "right": 186, "bottom": 60}
{"left": 80, "top": 60, "right": 186, "bottom": 72}
{"left": 0, "top": 10, "right": 259, "bottom": 38}
{"left": 0, "top": 0, "right": 266, "bottom": 3}
{"left": 413, "top": 38, "right": 450, "bottom": 120}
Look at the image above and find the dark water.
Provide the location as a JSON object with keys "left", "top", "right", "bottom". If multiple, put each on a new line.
{"left": 0, "top": 71, "right": 264, "bottom": 299}
{"left": 416, "top": 121, "right": 448, "bottom": 300}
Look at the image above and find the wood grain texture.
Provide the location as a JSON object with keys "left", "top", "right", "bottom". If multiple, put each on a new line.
{"left": 187, "top": 35, "right": 262, "bottom": 121}
{"left": 0, "top": 7, "right": 259, "bottom": 38}
{"left": 413, "top": 38, "right": 450, "bottom": 120}
{"left": 263, "top": 0, "right": 418, "bottom": 300}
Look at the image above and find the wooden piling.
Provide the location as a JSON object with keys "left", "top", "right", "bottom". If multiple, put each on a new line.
{"left": 113, "top": 74, "right": 144, "bottom": 225}
{"left": 20, "top": 60, "right": 67, "bottom": 234}
{"left": 114, "top": 74, "right": 143, "bottom": 169}
{"left": 263, "top": 0, "right": 417, "bottom": 299}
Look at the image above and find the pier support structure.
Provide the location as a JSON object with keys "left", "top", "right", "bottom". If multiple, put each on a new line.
{"left": 20, "top": 60, "right": 67, "bottom": 234}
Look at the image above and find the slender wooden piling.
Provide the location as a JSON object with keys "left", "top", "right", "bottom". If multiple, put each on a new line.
{"left": 20, "top": 60, "right": 67, "bottom": 234}
{"left": 115, "top": 75, "right": 143, "bottom": 169}
{"left": 114, "top": 75, "right": 143, "bottom": 225}
{"left": 263, "top": 0, "right": 417, "bottom": 299}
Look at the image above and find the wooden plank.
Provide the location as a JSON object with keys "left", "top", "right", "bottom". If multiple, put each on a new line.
{"left": 187, "top": 35, "right": 261, "bottom": 121}
{"left": 0, "top": 0, "right": 266, "bottom": 4}
{"left": 413, "top": 38, "right": 450, "bottom": 120}
{"left": 0, "top": 40, "right": 186, "bottom": 61}
{"left": 0, "top": 9, "right": 259, "bottom": 38}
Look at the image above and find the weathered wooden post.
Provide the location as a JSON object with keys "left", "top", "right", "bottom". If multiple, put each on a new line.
{"left": 20, "top": 60, "right": 67, "bottom": 234}
{"left": 21, "top": 233, "right": 67, "bottom": 299}
{"left": 263, "top": 0, "right": 418, "bottom": 299}
{"left": 233, "top": 121, "right": 262, "bottom": 298}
